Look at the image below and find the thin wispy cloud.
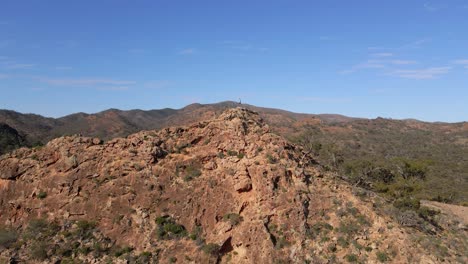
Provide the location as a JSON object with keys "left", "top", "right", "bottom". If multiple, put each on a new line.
{"left": 96, "top": 86, "right": 130, "bottom": 91}
{"left": 389, "top": 60, "right": 417, "bottom": 65}
{"left": 143, "top": 80, "right": 171, "bottom": 89}
{"left": 424, "top": 3, "right": 438, "bottom": 12}
{"left": 388, "top": 67, "right": 451, "bottom": 79}
{"left": 368, "top": 46, "right": 385, "bottom": 50}
{"left": 179, "top": 48, "right": 195, "bottom": 55}
{"left": 219, "top": 40, "right": 268, "bottom": 53}
{"left": 371, "top": 52, "right": 393, "bottom": 57}
{"left": 452, "top": 59, "right": 468, "bottom": 70}
{"left": 339, "top": 39, "right": 428, "bottom": 74}
{"left": 369, "top": 88, "right": 388, "bottom": 94}
{"left": 452, "top": 59, "right": 468, "bottom": 65}
{"left": 42, "top": 78, "right": 136, "bottom": 86}
{"left": 399, "top": 38, "right": 430, "bottom": 50}
{"left": 5, "top": 63, "right": 35, "bottom": 69}
{"left": 340, "top": 60, "right": 386, "bottom": 74}
{"left": 55, "top": 66, "right": 73, "bottom": 70}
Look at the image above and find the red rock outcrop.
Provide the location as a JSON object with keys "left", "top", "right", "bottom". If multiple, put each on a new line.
{"left": 0, "top": 108, "right": 451, "bottom": 263}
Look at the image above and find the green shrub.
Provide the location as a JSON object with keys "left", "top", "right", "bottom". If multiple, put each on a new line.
{"left": 183, "top": 164, "right": 202, "bottom": 182}
{"left": 30, "top": 241, "right": 48, "bottom": 260}
{"left": 202, "top": 243, "right": 221, "bottom": 256}
{"left": 401, "top": 159, "right": 428, "bottom": 180}
{"left": 114, "top": 246, "right": 134, "bottom": 257}
{"left": 75, "top": 220, "right": 97, "bottom": 239}
{"left": 0, "top": 228, "right": 17, "bottom": 248}
{"left": 393, "top": 197, "right": 420, "bottom": 211}
{"left": 227, "top": 150, "right": 238, "bottom": 156}
{"left": 137, "top": 251, "right": 152, "bottom": 263}
{"left": 223, "top": 213, "right": 243, "bottom": 226}
{"left": 25, "top": 219, "right": 59, "bottom": 239}
{"left": 275, "top": 236, "right": 290, "bottom": 249}
{"left": 37, "top": 191, "right": 47, "bottom": 199}
{"left": 308, "top": 222, "right": 333, "bottom": 238}
{"left": 337, "top": 237, "right": 349, "bottom": 248}
{"left": 376, "top": 251, "right": 389, "bottom": 262}
{"left": 175, "top": 143, "right": 191, "bottom": 153}
{"left": 337, "top": 221, "right": 360, "bottom": 236}
{"left": 345, "top": 254, "right": 358, "bottom": 262}
{"left": 155, "top": 216, "right": 187, "bottom": 239}
{"left": 266, "top": 153, "right": 277, "bottom": 164}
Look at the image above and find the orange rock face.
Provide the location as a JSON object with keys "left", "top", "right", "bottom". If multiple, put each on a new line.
{"left": 0, "top": 108, "right": 450, "bottom": 263}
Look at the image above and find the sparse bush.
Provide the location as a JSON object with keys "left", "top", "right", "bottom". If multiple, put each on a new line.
{"left": 75, "top": 220, "right": 97, "bottom": 239}
{"left": 202, "top": 243, "right": 221, "bottom": 256}
{"left": 30, "top": 241, "right": 48, "bottom": 260}
{"left": 176, "top": 143, "right": 191, "bottom": 153}
{"left": 223, "top": 213, "right": 243, "bottom": 226}
{"left": 337, "top": 237, "right": 349, "bottom": 248}
{"left": 189, "top": 224, "right": 203, "bottom": 242}
{"left": 114, "top": 246, "right": 134, "bottom": 257}
{"left": 155, "top": 216, "right": 187, "bottom": 239}
{"left": 307, "top": 222, "right": 333, "bottom": 238}
{"left": 25, "top": 219, "right": 59, "bottom": 239}
{"left": 0, "top": 228, "right": 17, "bottom": 248}
{"left": 275, "top": 236, "right": 290, "bottom": 249}
{"left": 37, "top": 191, "right": 47, "bottom": 199}
{"left": 345, "top": 254, "right": 358, "bottom": 262}
{"left": 393, "top": 197, "right": 420, "bottom": 211}
{"left": 182, "top": 164, "right": 202, "bottom": 182}
{"left": 376, "top": 251, "right": 389, "bottom": 262}
{"left": 227, "top": 150, "right": 238, "bottom": 156}
{"left": 136, "top": 251, "right": 152, "bottom": 263}
{"left": 338, "top": 221, "right": 360, "bottom": 236}
{"left": 266, "top": 153, "right": 277, "bottom": 164}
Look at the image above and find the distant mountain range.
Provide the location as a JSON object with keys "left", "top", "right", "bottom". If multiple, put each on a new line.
{"left": 0, "top": 101, "right": 355, "bottom": 147}
{"left": 1, "top": 101, "right": 465, "bottom": 149}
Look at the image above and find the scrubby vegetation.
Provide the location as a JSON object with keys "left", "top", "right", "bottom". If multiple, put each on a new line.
{"left": 223, "top": 213, "right": 243, "bottom": 226}
{"left": 293, "top": 120, "right": 467, "bottom": 205}
{"left": 0, "top": 123, "right": 28, "bottom": 155}
{"left": 0, "top": 218, "right": 161, "bottom": 262}
{"left": 155, "top": 216, "right": 188, "bottom": 239}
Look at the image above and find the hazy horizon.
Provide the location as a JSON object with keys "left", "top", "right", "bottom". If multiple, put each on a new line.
{"left": 1, "top": 100, "right": 466, "bottom": 124}
{"left": 1, "top": 1, "right": 467, "bottom": 122}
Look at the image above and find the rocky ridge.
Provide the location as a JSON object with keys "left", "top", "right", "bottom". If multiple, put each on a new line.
{"left": 0, "top": 108, "right": 458, "bottom": 263}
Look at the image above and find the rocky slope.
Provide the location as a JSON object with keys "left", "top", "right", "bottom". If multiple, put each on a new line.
{"left": 2, "top": 102, "right": 466, "bottom": 205}
{"left": 0, "top": 123, "right": 27, "bottom": 155}
{"left": 0, "top": 108, "right": 464, "bottom": 263}
{"left": 0, "top": 101, "right": 356, "bottom": 145}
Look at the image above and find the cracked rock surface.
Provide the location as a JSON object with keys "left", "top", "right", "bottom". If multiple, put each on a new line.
{"left": 0, "top": 108, "right": 446, "bottom": 263}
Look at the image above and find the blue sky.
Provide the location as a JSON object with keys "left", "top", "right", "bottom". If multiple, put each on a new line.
{"left": 0, "top": 0, "right": 467, "bottom": 122}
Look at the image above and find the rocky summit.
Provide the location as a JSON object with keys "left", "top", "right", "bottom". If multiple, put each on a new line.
{"left": 0, "top": 108, "right": 460, "bottom": 263}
